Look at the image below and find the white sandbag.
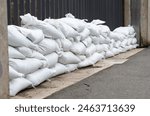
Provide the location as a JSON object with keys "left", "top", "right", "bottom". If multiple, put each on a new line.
{"left": 109, "top": 32, "right": 126, "bottom": 41}
{"left": 88, "top": 52, "right": 105, "bottom": 64}
{"left": 20, "top": 13, "right": 38, "bottom": 26}
{"left": 17, "top": 47, "right": 46, "bottom": 60}
{"left": 91, "top": 19, "right": 106, "bottom": 25}
{"left": 21, "top": 14, "right": 65, "bottom": 39}
{"left": 9, "top": 58, "right": 43, "bottom": 74}
{"left": 91, "top": 35, "right": 107, "bottom": 44}
{"left": 58, "top": 39, "right": 72, "bottom": 52}
{"left": 66, "top": 64, "right": 78, "bottom": 72}
{"left": 82, "top": 36, "right": 92, "bottom": 47}
{"left": 38, "top": 39, "right": 60, "bottom": 55}
{"left": 78, "top": 59, "right": 92, "bottom": 68}
{"left": 57, "top": 21, "right": 79, "bottom": 38}
{"left": 87, "top": 23, "right": 100, "bottom": 36}
{"left": 105, "top": 50, "right": 114, "bottom": 58}
{"left": 58, "top": 52, "right": 81, "bottom": 65}
{"left": 85, "top": 44, "right": 96, "bottom": 57}
{"left": 77, "top": 55, "right": 87, "bottom": 61}
{"left": 45, "top": 19, "right": 79, "bottom": 38}
{"left": 80, "top": 28, "right": 90, "bottom": 40}
{"left": 91, "top": 36, "right": 100, "bottom": 45}
{"left": 8, "top": 25, "right": 38, "bottom": 49}
{"left": 114, "top": 41, "right": 121, "bottom": 48}
{"left": 127, "top": 39, "right": 132, "bottom": 46}
{"left": 34, "top": 22, "right": 65, "bottom": 39}
{"left": 45, "top": 53, "right": 58, "bottom": 68}
{"left": 111, "top": 48, "right": 120, "bottom": 55}
{"left": 103, "top": 44, "right": 110, "bottom": 51}
{"left": 58, "top": 17, "right": 85, "bottom": 32}
{"left": 52, "top": 63, "right": 68, "bottom": 76}
{"left": 96, "top": 44, "right": 105, "bottom": 53}
{"left": 78, "top": 53, "right": 104, "bottom": 68}
{"left": 8, "top": 46, "right": 25, "bottom": 59}
{"left": 74, "top": 36, "right": 81, "bottom": 42}
{"left": 67, "top": 37, "right": 74, "bottom": 42}
{"left": 26, "top": 68, "right": 55, "bottom": 86}
{"left": 113, "top": 26, "right": 135, "bottom": 36}
{"left": 131, "top": 38, "right": 137, "bottom": 45}
{"left": 98, "top": 25, "right": 110, "bottom": 38}
{"left": 16, "top": 26, "right": 44, "bottom": 44}
{"left": 121, "top": 39, "right": 128, "bottom": 48}
{"left": 9, "top": 78, "right": 32, "bottom": 96}
{"left": 70, "top": 42, "right": 86, "bottom": 55}
{"left": 9, "top": 66, "right": 25, "bottom": 80}
{"left": 65, "top": 13, "right": 76, "bottom": 18}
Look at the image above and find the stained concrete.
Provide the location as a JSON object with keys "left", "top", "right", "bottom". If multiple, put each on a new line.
{"left": 47, "top": 48, "right": 150, "bottom": 99}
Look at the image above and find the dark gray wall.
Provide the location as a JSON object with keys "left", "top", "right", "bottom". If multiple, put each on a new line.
{"left": 7, "top": 0, "right": 124, "bottom": 30}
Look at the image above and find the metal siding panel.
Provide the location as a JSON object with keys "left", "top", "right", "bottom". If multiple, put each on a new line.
{"left": 7, "top": 0, "right": 124, "bottom": 30}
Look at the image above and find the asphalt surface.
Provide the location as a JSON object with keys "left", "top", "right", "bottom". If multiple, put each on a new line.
{"left": 47, "top": 48, "right": 150, "bottom": 99}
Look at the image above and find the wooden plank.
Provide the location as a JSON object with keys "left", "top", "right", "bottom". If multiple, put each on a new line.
{"left": 0, "top": 0, "right": 9, "bottom": 99}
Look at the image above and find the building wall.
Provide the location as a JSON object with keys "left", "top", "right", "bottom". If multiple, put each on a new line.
{"left": 0, "top": 0, "right": 9, "bottom": 98}
{"left": 7, "top": 0, "right": 124, "bottom": 30}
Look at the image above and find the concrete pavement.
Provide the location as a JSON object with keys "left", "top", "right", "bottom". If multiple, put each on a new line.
{"left": 47, "top": 47, "right": 150, "bottom": 99}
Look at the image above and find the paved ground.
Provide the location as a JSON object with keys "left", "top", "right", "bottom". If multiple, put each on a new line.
{"left": 47, "top": 47, "right": 150, "bottom": 99}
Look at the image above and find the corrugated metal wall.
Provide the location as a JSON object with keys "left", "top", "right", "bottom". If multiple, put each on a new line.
{"left": 7, "top": 0, "right": 124, "bottom": 30}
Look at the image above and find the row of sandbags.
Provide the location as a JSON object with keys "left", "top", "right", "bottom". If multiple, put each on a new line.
{"left": 8, "top": 13, "right": 138, "bottom": 96}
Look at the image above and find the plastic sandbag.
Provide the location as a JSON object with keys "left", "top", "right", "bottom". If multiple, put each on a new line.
{"left": 45, "top": 53, "right": 58, "bottom": 68}
{"left": 121, "top": 39, "right": 128, "bottom": 48}
{"left": 21, "top": 14, "right": 65, "bottom": 39}
{"left": 85, "top": 44, "right": 96, "bottom": 57}
{"left": 26, "top": 68, "right": 55, "bottom": 86}
{"left": 9, "top": 58, "right": 43, "bottom": 74}
{"left": 58, "top": 52, "right": 81, "bottom": 65}
{"left": 17, "top": 47, "right": 46, "bottom": 60}
{"left": 20, "top": 13, "right": 37, "bottom": 26}
{"left": 78, "top": 59, "right": 92, "bottom": 68}
{"left": 74, "top": 36, "right": 81, "bottom": 42}
{"left": 38, "top": 39, "right": 60, "bottom": 55}
{"left": 96, "top": 44, "right": 105, "bottom": 53}
{"left": 109, "top": 32, "right": 126, "bottom": 41}
{"left": 113, "top": 26, "right": 135, "bottom": 36}
{"left": 78, "top": 52, "right": 104, "bottom": 68}
{"left": 98, "top": 25, "right": 110, "bottom": 38}
{"left": 91, "top": 19, "right": 106, "bottom": 25}
{"left": 58, "top": 39, "right": 72, "bottom": 52}
{"left": 82, "top": 36, "right": 92, "bottom": 47}
{"left": 9, "top": 78, "right": 32, "bottom": 96}
{"left": 87, "top": 23, "right": 100, "bottom": 36}
{"left": 9, "top": 66, "right": 25, "bottom": 80}
{"left": 16, "top": 26, "right": 44, "bottom": 44}
{"left": 52, "top": 63, "right": 68, "bottom": 77}
{"left": 105, "top": 50, "right": 114, "bottom": 58}
{"left": 131, "top": 38, "right": 137, "bottom": 45}
{"left": 77, "top": 55, "right": 87, "bottom": 61}
{"left": 70, "top": 42, "right": 86, "bottom": 55}
{"left": 111, "top": 48, "right": 120, "bottom": 55}
{"left": 66, "top": 64, "right": 78, "bottom": 72}
{"left": 8, "top": 46, "right": 25, "bottom": 59}
{"left": 89, "top": 52, "right": 105, "bottom": 64}
{"left": 58, "top": 17, "right": 86, "bottom": 32}
{"left": 80, "top": 28, "right": 90, "bottom": 40}
{"left": 58, "top": 21, "right": 79, "bottom": 38}
{"left": 8, "top": 25, "right": 38, "bottom": 49}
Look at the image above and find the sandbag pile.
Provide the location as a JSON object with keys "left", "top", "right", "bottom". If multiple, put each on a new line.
{"left": 8, "top": 13, "right": 138, "bottom": 96}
